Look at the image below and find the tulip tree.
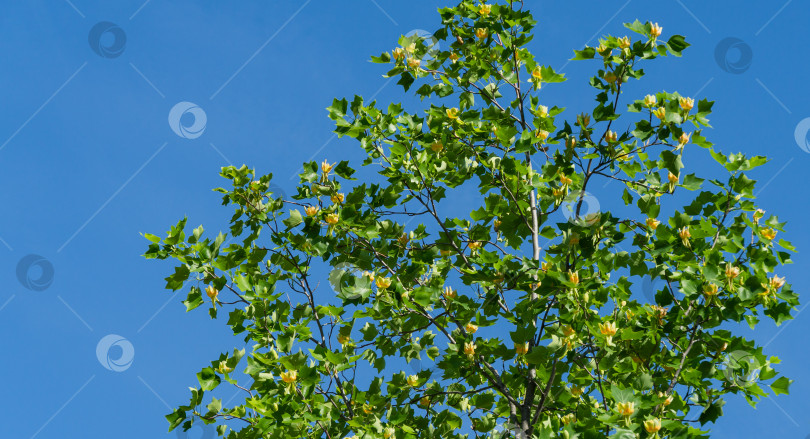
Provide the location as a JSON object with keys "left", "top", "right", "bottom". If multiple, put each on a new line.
{"left": 144, "top": 1, "right": 798, "bottom": 438}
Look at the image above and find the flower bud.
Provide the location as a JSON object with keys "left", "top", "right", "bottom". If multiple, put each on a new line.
{"left": 376, "top": 277, "right": 392, "bottom": 289}
{"left": 515, "top": 342, "right": 529, "bottom": 355}
{"left": 605, "top": 130, "right": 618, "bottom": 143}
{"left": 205, "top": 285, "right": 218, "bottom": 299}
{"left": 448, "top": 52, "right": 460, "bottom": 63}
{"left": 604, "top": 71, "right": 618, "bottom": 83}
{"left": 443, "top": 286, "right": 456, "bottom": 299}
{"left": 531, "top": 66, "right": 543, "bottom": 81}
{"left": 653, "top": 107, "right": 666, "bottom": 120}
{"left": 321, "top": 160, "right": 334, "bottom": 175}
{"left": 537, "top": 105, "right": 549, "bottom": 118}
{"left": 392, "top": 47, "right": 405, "bottom": 61}
{"left": 617, "top": 401, "right": 635, "bottom": 417}
{"left": 678, "top": 131, "right": 690, "bottom": 146}
{"left": 463, "top": 342, "right": 476, "bottom": 355}
{"left": 643, "top": 94, "right": 657, "bottom": 107}
{"left": 649, "top": 22, "right": 663, "bottom": 38}
{"left": 568, "top": 271, "right": 580, "bottom": 285}
{"left": 644, "top": 418, "right": 661, "bottom": 434}
{"left": 753, "top": 208, "right": 765, "bottom": 223}
{"left": 680, "top": 97, "right": 694, "bottom": 112}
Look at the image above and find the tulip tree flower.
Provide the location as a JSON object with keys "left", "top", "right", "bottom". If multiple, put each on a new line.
{"left": 145, "top": 4, "right": 796, "bottom": 438}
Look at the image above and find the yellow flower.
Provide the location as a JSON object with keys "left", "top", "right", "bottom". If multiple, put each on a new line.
{"left": 578, "top": 113, "right": 590, "bottom": 127}
{"left": 725, "top": 265, "right": 741, "bottom": 280}
{"left": 478, "top": 4, "right": 492, "bottom": 15}
{"left": 769, "top": 275, "right": 786, "bottom": 290}
{"left": 570, "top": 385, "right": 584, "bottom": 397}
{"left": 566, "top": 137, "right": 577, "bottom": 149}
{"left": 617, "top": 401, "right": 635, "bottom": 417}
{"left": 618, "top": 36, "right": 631, "bottom": 49}
{"left": 552, "top": 188, "right": 564, "bottom": 199}
{"left": 280, "top": 370, "right": 298, "bottom": 383}
{"left": 703, "top": 283, "right": 719, "bottom": 297}
{"left": 465, "top": 322, "right": 478, "bottom": 333}
{"left": 561, "top": 325, "right": 576, "bottom": 338}
{"left": 419, "top": 396, "right": 430, "bottom": 407}
{"left": 338, "top": 334, "right": 351, "bottom": 345}
{"left": 761, "top": 228, "right": 777, "bottom": 240}
{"left": 604, "top": 71, "right": 618, "bottom": 83}
{"left": 440, "top": 249, "right": 452, "bottom": 257}
{"left": 446, "top": 107, "right": 460, "bottom": 120}
{"left": 561, "top": 413, "right": 576, "bottom": 426}
{"left": 649, "top": 22, "right": 663, "bottom": 38}
{"left": 430, "top": 141, "right": 443, "bottom": 152}
{"left": 658, "top": 391, "right": 673, "bottom": 406}
{"left": 463, "top": 342, "right": 476, "bottom": 355}
{"left": 667, "top": 172, "right": 679, "bottom": 184}
{"left": 531, "top": 66, "right": 543, "bottom": 81}
{"left": 205, "top": 285, "right": 218, "bottom": 299}
{"left": 678, "top": 226, "right": 691, "bottom": 247}
{"left": 605, "top": 130, "right": 618, "bottom": 143}
{"left": 376, "top": 277, "right": 392, "bottom": 289}
{"left": 493, "top": 219, "right": 502, "bottom": 230}
{"left": 362, "top": 403, "right": 374, "bottom": 414}
{"left": 405, "top": 43, "right": 416, "bottom": 53}
{"left": 217, "top": 362, "right": 232, "bottom": 374}
{"left": 646, "top": 217, "right": 661, "bottom": 230}
{"left": 560, "top": 175, "right": 573, "bottom": 186}
{"left": 644, "top": 418, "right": 661, "bottom": 434}
{"left": 325, "top": 213, "right": 339, "bottom": 225}
{"left": 537, "top": 105, "right": 549, "bottom": 118}
{"left": 596, "top": 43, "right": 609, "bottom": 55}
{"left": 475, "top": 28, "right": 488, "bottom": 39}
{"left": 305, "top": 205, "right": 319, "bottom": 216}
{"left": 468, "top": 241, "right": 482, "bottom": 251}
{"left": 678, "top": 132, "right": 690, "bottom": 146}
{"left": 541, "top": 261, "right": 551, "bottom": 272}
{"left": 392, "top": 47, "right": 405, "bottom": 61}
{"left": 384, "top": 427, "right": 395, "bottom": 439}
{"left": 449, "top": 52, "right": 460, "bottom": 63}
{"left": 568, "top": 271, "right": 580, "bottom": 285}
{"left": 321, "top": 159, "right": 334, "bottom": 175}
{"left": 331, "top": 193, "right": 345, "bottom": 204}
{"left": 753, "top": 208, "right": 765, "bottom": 223}
{"left": 680, "top": 97, "right": 694, "bottom": 112}
{"left": 535, "top": 129, "right": 549, "bottom": 140}
{"left": 362, "top": 271, "right": 375, "bottom": 281}
{"left": 515, "top": 342, "right": 529, "bottom": 355}
{"left": 643, "top": 94, "right": 657, "bottom": 107}
{"left": 407, "top": 58, "right": 421, "bottom": 69}
{"left": 653, "top": 107, "right": 666, "bottom": 120}
{"left": 443, "top": 286, "right": 456, "bottom": 300}
{"left": 599, "top": 321, "right": 617, "bottom": 337}
{"left": 407, "top": 375, "right": 419, "bottom": 387}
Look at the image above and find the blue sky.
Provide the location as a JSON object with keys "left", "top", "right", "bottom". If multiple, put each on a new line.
{"left": 0, "top": 1, "right": 808, "bottom": 438}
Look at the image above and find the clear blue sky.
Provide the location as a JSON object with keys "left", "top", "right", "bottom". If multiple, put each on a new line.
{"left": 1, "top": 1, "right": 808, "bottom": 438}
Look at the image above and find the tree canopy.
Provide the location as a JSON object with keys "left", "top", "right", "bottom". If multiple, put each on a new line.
{"left": 145, "top": 1, "right": 797, "bottom": 438}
